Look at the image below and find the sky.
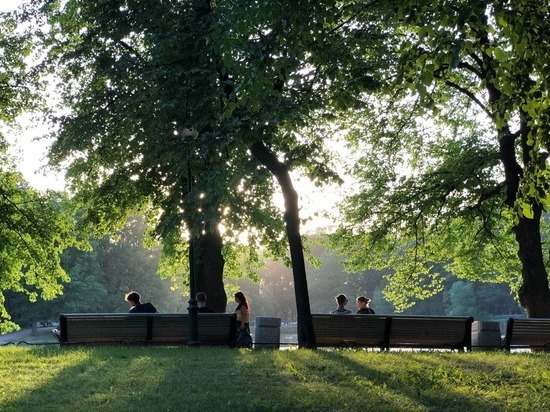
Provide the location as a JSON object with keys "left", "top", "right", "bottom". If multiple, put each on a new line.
{"left": 0, "top": 0, "right": 19, "bottom": 12}
{"left": 2, "top": 0, "right": 66, "bottom": 191}
{"left": 7, "top": 124, "right": 66, "bottom": 192}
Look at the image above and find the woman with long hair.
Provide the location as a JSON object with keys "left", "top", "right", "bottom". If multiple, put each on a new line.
{"left": 234, "top": 291, "right": 250, "bottom": 332}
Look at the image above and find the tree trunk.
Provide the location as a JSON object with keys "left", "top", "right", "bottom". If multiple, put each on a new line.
{"left": 514, "top": 205, "right": 550, "bottom": 317}
{"left": 481, "top": 35, "right": 550, "bottom": 317}
{"left": 498, "top": 126, "right": 550, "bottom": 317}
{"left": 196, "top": 225, "right": 227, "bottom": 313}
{"left": 250, "top": 141, "right": 316, "bottom": 348}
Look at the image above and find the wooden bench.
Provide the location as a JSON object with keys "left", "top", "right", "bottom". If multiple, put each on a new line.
{"left": 312, "top": 314, "right": 391, "bottom": 349}
{"left": 58, "top": 313, "right": 237, "bottom": 346}
{"left": 311, "top": 314, "right": 473, "bottom": 351}
{"left": 504, "top": 317, "right": 550, "bottom": 351}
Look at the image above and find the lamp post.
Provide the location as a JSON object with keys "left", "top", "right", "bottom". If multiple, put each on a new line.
{"left": 179, "top": 127, "right": 200, "bottom": 346}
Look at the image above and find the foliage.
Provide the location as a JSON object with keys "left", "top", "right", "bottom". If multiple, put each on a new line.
{"left": 0, "top": 5, "right": 82, "bottom": 333}
{"left": 329, "top": 0, "right": 550, "bottom": 313}
{"left": 2, "top": 347, "right": 550, "bottom": 411}
{"left": 0, "top": 9, "right": 40, "bottom": 126}
{"left": 331, "top": 108, "right": 521, "bottom": 309}
{"left": 32, "top": 1, "right": 379, "bottom": 341}
{"left": 0, "top": 168, "right": 78, "bottom": 333}
{"left": 31, "top": 0, "right": 326, "bottom": 285}
{"left": 233, "top": 242, "right": 520, "bottom": 320}
{"left": 5, "top": 215, "right": 185, "bottom": 328}
{"left": 447, "top": 280, "right": 522, "bottom": 319}
{"left": 12, "top": 0, "right": 549, "bottom": 319}
{"left": 88, "top": 215, "right": 185, "bottom": 312}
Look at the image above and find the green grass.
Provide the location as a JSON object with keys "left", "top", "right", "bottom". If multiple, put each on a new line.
{"left": 0, "top": 347, "right": 549, "bottom": 412}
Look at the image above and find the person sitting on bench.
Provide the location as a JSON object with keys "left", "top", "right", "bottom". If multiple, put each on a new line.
{"left": 330, "top": 294, "right": 352, "bottom": 314}
{"left": 125, "top": 291, "right": 158, "bottom": 313}
{"left": 196, "top": 292, "right": 216, "bottom": 313}
{"left": 356, "top": 296, "right": 376, "bottom": 314}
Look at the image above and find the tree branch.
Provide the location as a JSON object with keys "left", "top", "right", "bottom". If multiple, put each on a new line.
{"left": 457, "top": 61, "right": 484, "bottom": 79}
{"left": 444, "top": 79, "right": 493, "bottom": 119}
{"left": 117, "top": 40, "right": 143, "bottom": 60}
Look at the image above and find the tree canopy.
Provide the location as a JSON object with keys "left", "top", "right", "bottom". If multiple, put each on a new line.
{"left": 32, "top": 0, "right": 345, "bottom": 333}
{"left": 0, "top": 9, "right": 79, "bottom": 333}
{"left": 329, "top": 0, "right": 550, "bottom": 315}
{"left": 3, "top": 0, "right": 550, "bottom": 334}
{"left": 6, "top": 215, "right": 188, "bottom": 328}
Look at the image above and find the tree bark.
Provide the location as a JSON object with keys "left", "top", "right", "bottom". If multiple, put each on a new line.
{"left": 495, "top": 128, "right": 550, "bottom": 318}
{"left": 196, "top": 225, "right": 227, "bottom": 313}
{"left": 250, "top": 141, "right": 316, "bottom": 348}
{"left": 479, "top": 26, "right": 550, "bottom": 317}
{"left": 514, "top": 203, "right": 550, "bottom": 317}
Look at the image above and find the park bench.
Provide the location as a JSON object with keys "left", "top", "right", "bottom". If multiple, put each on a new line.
{"left": 311, "top": 314, "right": 391, "bottom": 349}
{"left": 311, "top": 314, "right": 474, "bottom": 351}
{"left": 504, "top": 317, "right": 550, "bottom": 351}
{"left": 58, "top": 312, "right": 237, "bottom": 346}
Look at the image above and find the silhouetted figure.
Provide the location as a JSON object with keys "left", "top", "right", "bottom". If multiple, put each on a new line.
{"left": 356, "top": 296, "right": 375, "bottom": 314}
{"left": 234, "top": 291, "right": 251, "bottom": 332}
{"left": 196, "top": 292, "right": 215, "bottom": 313}
{"left": 330, "top": 294, "right": 352, "bottom": 314}
{"left": 125, "top": 291, "right": 158, "bottom": 313}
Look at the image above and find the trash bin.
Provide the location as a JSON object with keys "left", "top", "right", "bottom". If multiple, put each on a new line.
{"left": 472, "top": 321, "right": 503, "bottom": 350}
{"left": 254, "top": 317, "right": 281, "bottom": 350}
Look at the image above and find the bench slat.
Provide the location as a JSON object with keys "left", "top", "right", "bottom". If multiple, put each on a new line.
{"left": 59, "top": 313, "right": 237, "bottom": 346}
{"left": 389, "top": 316, "right": 473, "bottom": 350}
{"left": 505, "top": 318, "right": 550, "bottom": 350}
{"left": 311, "top": 314, "right": 473, "bottom": 351}
{"left": 312, "top": 314, "right": 390, "bottom": 348}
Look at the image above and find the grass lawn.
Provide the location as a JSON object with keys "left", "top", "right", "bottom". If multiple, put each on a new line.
{"left": 0, "top": 346, "right": 549, "bottom": 411}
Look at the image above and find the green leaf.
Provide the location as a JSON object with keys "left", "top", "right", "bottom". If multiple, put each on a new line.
{"left": 521, "top": 203, "right": 534, "bottom": 219}
{"left": 422, "top": 70, "right": 433, "bottom": 87}
{"left": 493, "top": 47, "right": 506, "bottom": 60}
{"left": 416, "top": 83, "right": 427, "bottom": 98}
{"left": 497, "top": 15, "right": 508, "bottom": 27}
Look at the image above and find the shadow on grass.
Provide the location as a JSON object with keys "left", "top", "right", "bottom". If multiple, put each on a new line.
{"left": 3, "top": 346, "right": 219, "bottom": 411}
{"left": 303, "top": 350, "right": 509, "bottom": 411}
{"left": 3, "top": 346, "right": 302, "bottom": 412}
{"left": 5, "top": 347, "right": 548, "bottom": 411}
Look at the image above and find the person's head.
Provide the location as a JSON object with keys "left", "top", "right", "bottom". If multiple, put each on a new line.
{"left": 196, "top": 292, "right": 208, "bottom": 307}
{"left": 234, "top": 291, "right": 249, "bottom": 308}
{"left": 125, "top": 291, "right": 141, "bottom": 307}
{"left": 335, "top": 294, "right": 348, "bottom": 307}
{"left": 356, "top": 296, "right": 371, "bottom": 309}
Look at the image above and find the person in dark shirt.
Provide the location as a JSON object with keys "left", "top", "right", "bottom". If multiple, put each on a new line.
{"left": 356, "top": 296, "right": 375, "bottom": 314}
{"left": 125, "top": 291, "right": 158, "bottom": 313}
{"left": 196, "top": 292, "right": 215, "bottom": 313}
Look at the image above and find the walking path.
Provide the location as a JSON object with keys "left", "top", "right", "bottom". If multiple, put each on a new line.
{"left": 0, "top": 327, "right": 58, "bottom": 345}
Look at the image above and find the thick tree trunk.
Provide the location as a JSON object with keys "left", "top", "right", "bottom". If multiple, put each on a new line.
{"left": 482, "top": 41, "right": 550, "bottom": 317}
{"left": 196, "top": 226, "right": 227, "bottom": 313}
{"left": 498, "top": 127, "right": 550, "bottom": 318}
{"left": 250, "top": 141, "right": 316, "bottom": 348}
{"left": 514, "top": 205, "right": 550, "bottom": 317}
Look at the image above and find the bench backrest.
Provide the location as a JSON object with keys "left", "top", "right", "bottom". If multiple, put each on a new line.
{"left": 312, "top": 314, "right": 390, "bottom": 348}
{"left": 505, "top": 317, "right": 550, "bottom": 351}
{"left": 311, "top": 314, "right": 473, "bottom": 350}
{"left": 388, "top": 316, "right": 473, "bottom": 350}
{"left": 59, "top": 313, "right": 237, "bottom": 346}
